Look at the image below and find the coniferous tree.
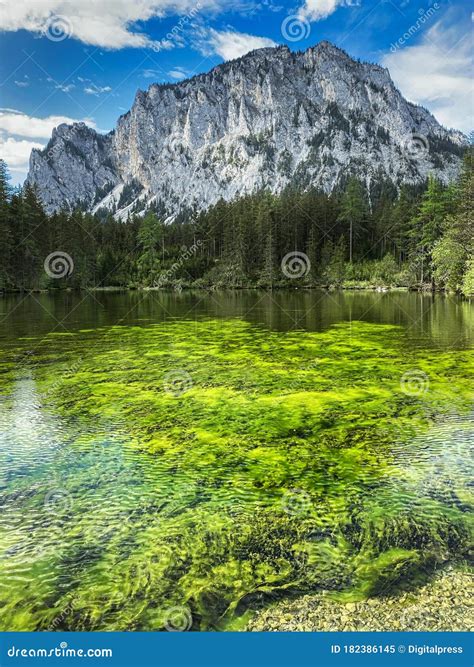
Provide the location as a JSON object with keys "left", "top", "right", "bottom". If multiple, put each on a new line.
{"left": 138, "top": 212, "right": 164, "bottom": 286}
{"left": 432, "top": 151, "right": 473, "bottom": 293}
{"left": 408, "top": 176, "right": 456, "bottom": 286}
{"left": 0, "top": 155, "right": 470, "bottom": 292}
{"left": 337, "top": 178, "right": 369, "bottom": 263}
{"left": 0, "top": 159, "right": 13, "bottom": 288}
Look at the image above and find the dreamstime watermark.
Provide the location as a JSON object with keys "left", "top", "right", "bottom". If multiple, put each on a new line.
{"left": 44, "top": 251, "right": 74, "bottom": 279}
{"left": 154, "top": 239, "right": 202, "bottom": 288}
{"left": 402, "top": 133, "right": 430, "bottom": 160}
{"left": 400, "top": 369, "right": 430, "bottom": 396}
{"left": 281, "top": 488, "right": 312, "bottom": 516}
{"left": 48, "top": 597, "right": 79, "bottom": 631}
{"left": 43, "top": 15, "right": 73, "bottom": 42}
{"left": 390, "top": 5, "right": 440, "bottom": 52}
{"left": 7, "top": 643, "right": 112, "bottom": 659}
{"left": 46, "top": 122, "right": 74, "bottom": 159}
{"left": 163, "top": 369, "right": 193, "bottom": 396}
{"left": 281, "top": 15, "right": 311, "bottom": 42}
{"left": 46, "top": 591, "right": 125, "bottom": 631}
{"left": 281, "top": 251, "right": 311, "bottom": 279}
{"left": 44, "top": 488, "right": 73, "bottom": 513}
{"left": 40, "top": 357, "right": 83, "bottom": 400}
{"left": 165, "top": 135, "right": 184, "bottom": 156}
{"left": 37, "top": 124, "right": 81, "bottom": 168}
{"left": 162, "top": 605, "right": 193, "bottom": 631}
{"left": 152, "top": 2, "right": 202, "bottom": 52}
{"left": 406, "top": 248, "right": 425, "bottom": 278}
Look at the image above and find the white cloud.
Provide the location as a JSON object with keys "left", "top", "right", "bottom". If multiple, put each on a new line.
{"left": 84, "top": 84, "right": 112, "bottom": 96}
{"left": 142, "top": 68, "right": 161, "bottom": 79}
{"left": 196, "top": 28, "right": 277, "bottom": 60}
{"left": 382, "top": 19, "right": 473, "bottom": 133}
{"left": 0, "top": 109, "right": 98, "bottom": 182}
{"left": 0, "top": 109, "right": 97, "bottom": 139}
{"left": 0, "top": 135, "right": 43, "bottom": 173}
{"left": 55, "top": 83, "right": 75, "bottom": 93}
{"left": 0, "top": 1, "right": 219, "bottom": 50}
{"left": 298, "top": 0, "right": 343, "bottom": 22}
{"left": 168, "top": 67, "right": 189, "bottom": 79}
{"left": 14, "top": 80, "right": 30, "bottom": 88}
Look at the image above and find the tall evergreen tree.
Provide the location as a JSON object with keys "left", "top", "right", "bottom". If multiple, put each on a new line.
{"left": 432, "top": 150, "right": 473, "bottom": 293}
{"left": 0, "top": 159, "right": 13, "bottom": 288}
{"left": 137, "top": 212, "right": 164, "bottom": 286}
{"left": 337, "top": 178, "right": 369, "bottom": 263}
{"left": 0, "top": 155, "right": 469, "bottom": 293}
{"left": 408, "top": 176, "right": 456, "bottom": 285}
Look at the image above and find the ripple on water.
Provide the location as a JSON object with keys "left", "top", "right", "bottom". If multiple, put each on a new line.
{"left": 0, "top": 315, "right": 472, "bottom": 630}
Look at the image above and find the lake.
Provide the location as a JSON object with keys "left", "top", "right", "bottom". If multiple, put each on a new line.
{"left": 0, "top": 290, "right": 472, "bottom": 631}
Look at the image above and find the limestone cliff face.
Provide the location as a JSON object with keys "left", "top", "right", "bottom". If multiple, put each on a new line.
{"left": 28, "top": 41, "right": 466, "bottom": 218}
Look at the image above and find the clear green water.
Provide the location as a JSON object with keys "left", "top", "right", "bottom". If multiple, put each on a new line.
{"left": 0, "top": 290, "right": 472, "bottom": 631}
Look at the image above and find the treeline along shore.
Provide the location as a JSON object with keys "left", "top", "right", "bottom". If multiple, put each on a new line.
{"left": 0, "top": 152, "right": 472, "bottom": 295}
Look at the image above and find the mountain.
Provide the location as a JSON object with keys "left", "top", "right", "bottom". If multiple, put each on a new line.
{"left": 27, "top": 41, "right": 466, "bottom": 218}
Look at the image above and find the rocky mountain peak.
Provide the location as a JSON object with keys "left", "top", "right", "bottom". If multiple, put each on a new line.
{"left": 28, "top": 41, "right": 467, "bottom": 218}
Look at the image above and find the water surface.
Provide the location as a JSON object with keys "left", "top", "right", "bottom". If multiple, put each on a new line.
{"left": 0, "top": 290, "right": 472, "bottom": 630}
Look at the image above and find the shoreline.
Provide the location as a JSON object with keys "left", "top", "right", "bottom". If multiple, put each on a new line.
{"left": 247, "top": 565, "right": 473, "bottom": 632}
{"left": 0, "top": 285, "right": 465, "bottom": 296}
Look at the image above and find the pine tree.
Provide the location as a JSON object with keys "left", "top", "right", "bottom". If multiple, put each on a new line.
{"left": 391, "top": 185, "right": 415, "bottom": 264}
{"left": 0, "top": 159, "right": 13, "bottom": 288}
{"left": 432, "top": 150, "right": 473, "bottom": 293}
{"left": 138, "top": 212, "right": 164, "bottom": 286}
{"left": 257, "top": 194, "right": 277, "bottom": 287}
{"left": 408, "top": 175, "right": 456, "bottom": 286}
{"left": 337, "top": 178, "right": 369, "bottom": 263}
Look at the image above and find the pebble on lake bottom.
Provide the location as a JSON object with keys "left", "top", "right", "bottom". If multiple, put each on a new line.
{"left": 247, "top": 567, "right": 473, "bottom": 632}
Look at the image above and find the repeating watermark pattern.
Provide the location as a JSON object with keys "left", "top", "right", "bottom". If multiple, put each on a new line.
{"left": 281, "top": 15, "right": 311, "bottom": 42}
{"left": 163, "top": 605, "right": 193, "bottom": 632}
{"left": 171, "top": 280, "right": 184, "bottom": 293}
{"left": 152, "top": 2, "right": 202, "bottom": 52}
{"left": 44, "top": 251, "right": 74, "bottom": 279}
{"left": 281, "top": 251, "right": 311, "bottom": 279}
{"left": 46, "top": 592, "right": 124, "bottom": 631}
{"left": 36, "top": 124, "right": 82, "bottom": 169}
{"left": 406, "top": 248, "right": 425, "bottom": 278}
{"left": 44, "top": 15, "right": 73, "bottom": 43}
{"left": 44, "top": 488, "right": 73, "bottom": 513}
{"left": 281, "top": 488, "right": 312, "bottom": 516}
{"left": 400, "top": 369, "right": 430, "bottom": 396}
{"left": 48, "top": 597, "right": 79, "bottom": 631}
{"left": 154, "top": 240, "right": 202, "bottom": 288}
{"left": 40, "top": 357, "right": 83, "bottom": 401}
{"left": 402, "top": 133, "right": 430, "bottom": 160}
{"left": 165, "top": 135, "right": 184, "bottom": 156}
{"left": 163, "top": 369, "right": 193, "bottom": 396}
{"left": 390, "top": 5, "right": 440, "bottom": 52}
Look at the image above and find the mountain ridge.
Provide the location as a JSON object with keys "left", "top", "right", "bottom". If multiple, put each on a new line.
{"left": 27, "top": 40, "right": 467, "bottom": 218}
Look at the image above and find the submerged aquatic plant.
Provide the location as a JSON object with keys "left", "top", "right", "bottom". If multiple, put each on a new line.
{"left": 0, "top": 319, "right": 472, "bottom": 630}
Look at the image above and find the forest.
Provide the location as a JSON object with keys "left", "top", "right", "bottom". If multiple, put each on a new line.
{"left": 0, "top": 152, "right": 472, "bottom": 295}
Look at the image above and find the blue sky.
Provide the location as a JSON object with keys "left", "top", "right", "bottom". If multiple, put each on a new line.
{"left": 0, "top": 0, "right": 472, "bottom": 183}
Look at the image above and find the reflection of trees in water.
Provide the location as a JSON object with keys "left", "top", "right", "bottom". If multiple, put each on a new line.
{"left": 1, "top": 291, "right": 471, "bottom": 346}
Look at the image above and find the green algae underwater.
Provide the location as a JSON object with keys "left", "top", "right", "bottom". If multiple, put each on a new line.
{"left": 0, "top": 291, "right": 472, "bottom": 631}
